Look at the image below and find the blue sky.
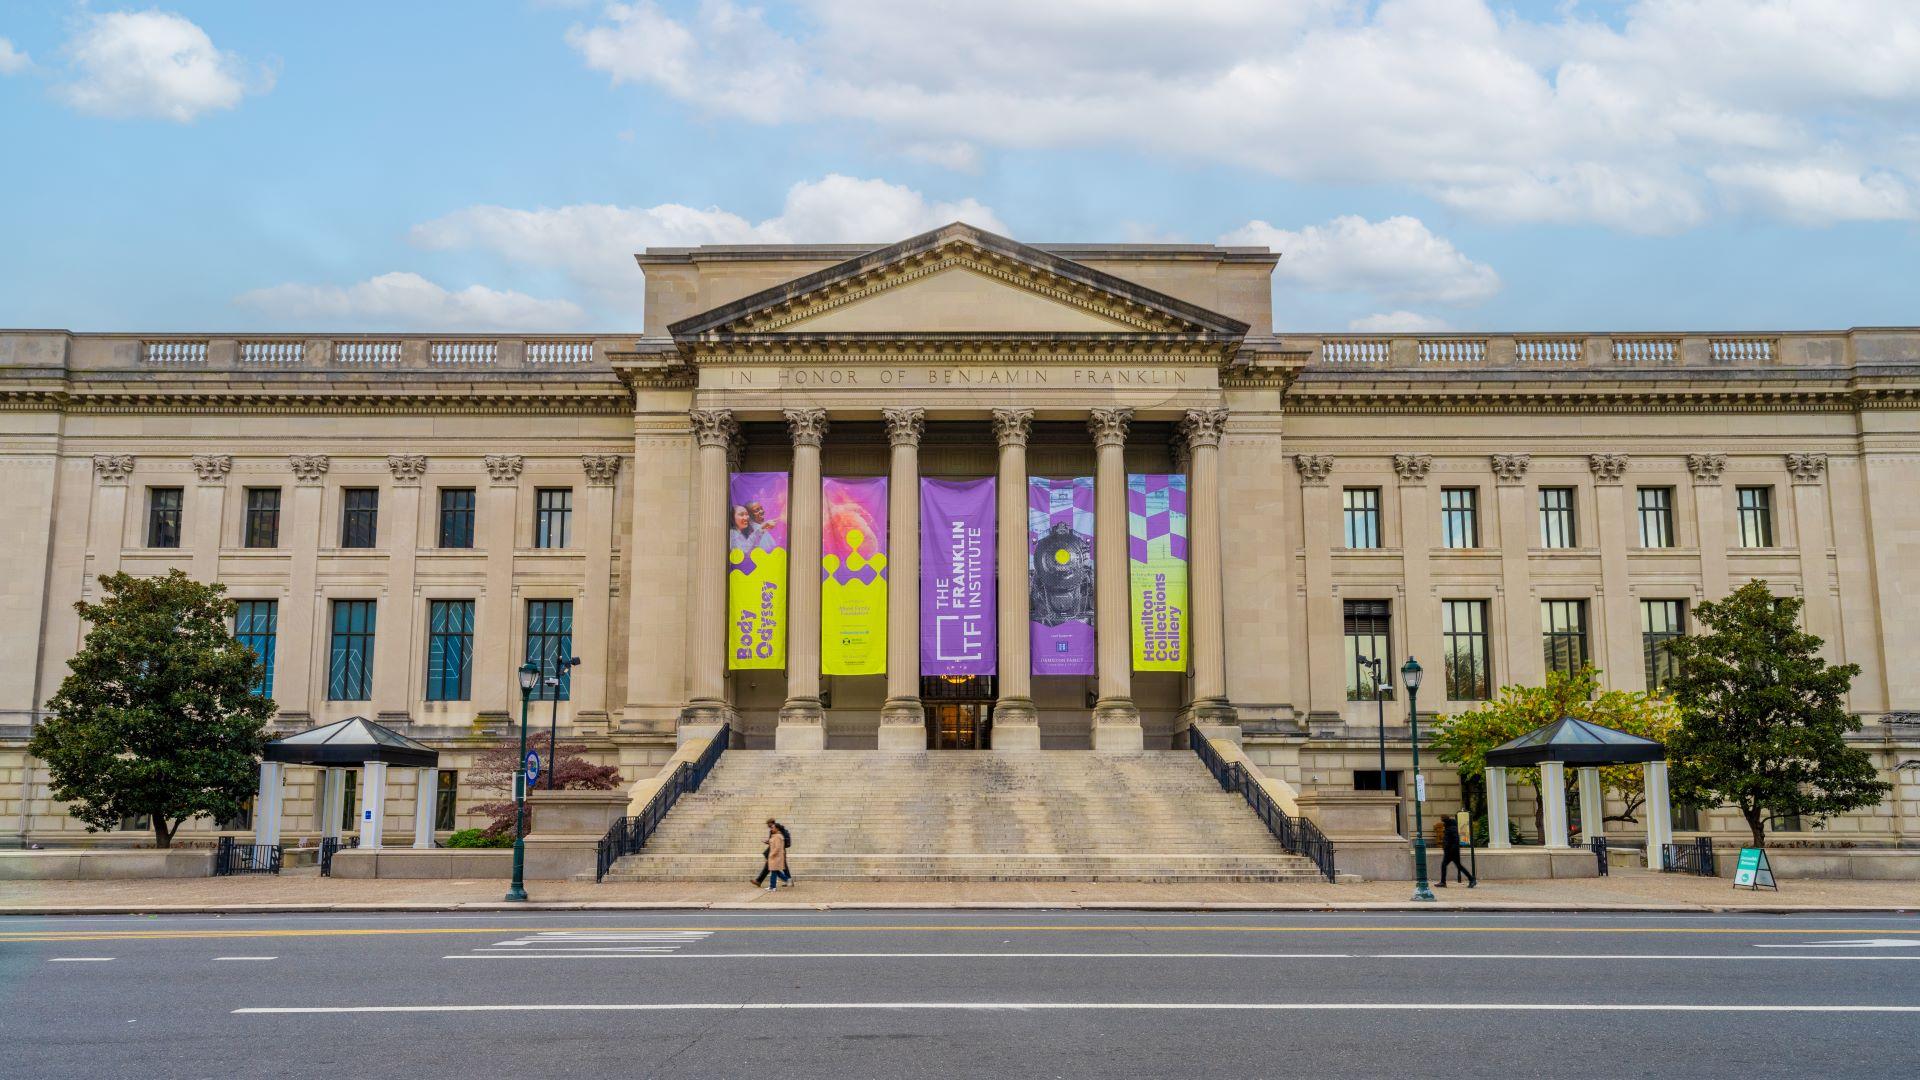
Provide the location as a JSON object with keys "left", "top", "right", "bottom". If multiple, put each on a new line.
{"left": 1, "top": 1, "right": 1916, "bottom": 334}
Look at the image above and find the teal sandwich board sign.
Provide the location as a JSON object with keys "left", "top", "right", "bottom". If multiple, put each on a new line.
{"left": 1732, "top": 847, "right": 1777, "bottom": 890}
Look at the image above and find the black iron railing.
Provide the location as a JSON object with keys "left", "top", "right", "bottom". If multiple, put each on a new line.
{"left": 318, "top": 835, "right": 358, "bottom": 877}
{"left": 1661, "top": 835, "right": 1717, "bottom": 876}
{"left": 1590, "top": 835, "right": 1610, "bottom": 876}
{"left": 596, "top": 724, "right": 730, "bottom": 882}
{"left": 213, "top": 836, "right": 282, "bottom": 876}
{"left": 1190, "top": 728, "right": 1338, "bottom": 883}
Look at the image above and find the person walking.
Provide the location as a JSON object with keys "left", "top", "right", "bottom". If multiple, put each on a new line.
{"left": 1438, "top": 816, "right": 1475, "bottom": 888}
{"left": 753, "top": 819, "right": 792, "bottom": 886}
{"left": 764, "top": 819, "right": 791, "bottom": 891}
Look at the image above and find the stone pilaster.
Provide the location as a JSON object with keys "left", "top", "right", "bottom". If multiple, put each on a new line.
{"left": 776, "top": 408, "right": 828, "bottom": 750}
{"left": 1491, "top": 454, "right": 1541, "bottom": 688}
{"left": 1295, "top": 454, "right": 1341, "bottom": 717}
{"left": 1689, "top": 452, "right": 1730, "bottom": 601}
{"left": 1177, "top": 408, "right": 1236, "bottom": 732}
{"left": 373, "top": 455, "right": 423, "bottom": 726}
{"left": 476, "top": 454, "right": 522, "bottom": 722}
{"left": 188, "top": 454, "right": 231, "bottom": 583}
{"left": 278, "top": 455, "right": 327, "bottom": 723}
{"left": 1088, "top": 407, "right": 1141, "bottom": 748}
{"left": 576, "top": 455, "right": 622, "bottom": 733}
{"left": 991, "top": 407, "right": 1041, "bottom": 749}
{"left": 878, "top": 407, "right": 927, "bottom": 748}
{"left": 682, "top": 410, "right": 737, "bottom": 730}
{"left": 1590, "top": 453, "right": 1640, "bottom": 690}
{"left": 1787, "top": 452, "right": 1838, "bottom": 660}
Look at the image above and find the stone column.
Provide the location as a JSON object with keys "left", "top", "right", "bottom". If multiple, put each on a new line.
{"left": 992, "top": 408, "right": 1041, "bottom": 750}
{"left": 1089, "top": 407, "right": 1141, "bottom": 748}
{"left": 682, "top": 410, "right": 737, "bottom": 732}
{"left": 1295, "top": 455, "right": 1342, "bottom": 716}
{"left": 375, "top": 456, "right": 425, "bottom": 726}
{"left": 413, "top": 766, "right": 438, "bottom": 849}
{"left": 1577, "top": 765, "right": 1605, "bottom": 842}
{"left": 1643, "top": 760, "right": 1674, "bottom": 858}
{"left": 1590, "top": 454, "right": 1642, "bottom": 689}
{"left": 1179, "top": 408, "right": 1236, "bottom": 731}
{"left": 776, "top": 408, "right": 828, "bottom": 750}
{"left": 1688, "top": 453, "right": 1730, "bottom": 600}
{"left": 280, "top": 455, "right": 329, "bottom": 721}
{"left": 1491, "top": 455, "right": 1541, "bottom": 687}
{"left": 576, "top": 454, "right": 623, "bottom": 733}
{"left": 1485, "top": 766, "right": 1510, "bottom": 848}
{"left": 254, "top": 761, "right": 285, "bottom": 848}
{"left": 476, "top": 454, "right": 523, "bottom": 722}
{"left": 1539, "top": 760, "right": 1570, "bottom": 848}
{"left": 1787, "top": 453, "right": 1838, "bottom": 659}
{"left": 878, "top": 407, "right": 927, "bottom": 749}
{"left": 88, "top": 455, "right": 134, "bottom": 581}
{"left": 1395, "top": 453, "right": 1442, "bottom": 692}
{"left": 358, "top": 761, "right": 387, "bottom": 850}
{"left": 189, "top": 454, "right": 232, "bottom": 582}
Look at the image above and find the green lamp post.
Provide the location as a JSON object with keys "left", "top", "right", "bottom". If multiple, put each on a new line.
{"left": 505, "top": 661, "right": 539, "bottom": 903}
{"left": 1402, "top": 655, "right": 1435, "bottom": 902}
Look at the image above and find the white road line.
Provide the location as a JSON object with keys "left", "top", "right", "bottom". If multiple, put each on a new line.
{"left": 214, "top": 956, "right": 278, "bottom": 961}
{"left": 47, "top": 957, "right": 113, "bottom": 962}
{"left": 1755, "top": 939, "right": 1920, "bottom": 949}
{"left": 475, "top": 946, "right": 680, "bottom": 953}
{"left": 235, "top": 1001, "right": 1920, "bottom": 1016}
{"left": 436, "top": 951, "right": 1919, "bottom": 962}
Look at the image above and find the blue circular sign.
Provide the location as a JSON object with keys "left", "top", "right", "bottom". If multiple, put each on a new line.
{"left": 524, "top": 750, "right": 541, "bottom": 787}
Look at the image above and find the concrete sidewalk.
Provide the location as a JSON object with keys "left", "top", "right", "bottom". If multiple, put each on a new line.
{"left": 2, "top": 868, "right": 1915, "bottom": 914}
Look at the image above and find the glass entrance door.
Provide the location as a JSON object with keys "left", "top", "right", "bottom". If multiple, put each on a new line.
{"left": 929, "top": 703, "right": 983, "bottom": 750}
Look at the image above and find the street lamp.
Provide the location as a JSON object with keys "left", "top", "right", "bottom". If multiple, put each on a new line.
{"left": 545, "top": 656, "right": 581, "bottom": 790}
{"left": 1402, "top": 655, "right": 1435, "bottom": 902}
{"left": 1360, "top": 657, "right": 1393, "bottom": 799}
{"left": 505, "top": 661, "right": 538, "bottom": 903}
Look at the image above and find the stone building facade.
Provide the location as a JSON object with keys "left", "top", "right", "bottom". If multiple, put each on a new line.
{"left": 1, "top": 223, "right": 1915, "bottom": 849}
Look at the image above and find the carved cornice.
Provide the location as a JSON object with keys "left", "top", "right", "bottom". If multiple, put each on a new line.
{"left": 92, "top": 454, "right": 134, "bottom": 484}
{"left": 1392, "top": 453, "right": 1433, "bottom": 484}
{"left": 884, "top": 407, "right": 927, "bottom": 448}
{"left": 289, "top": 454, "right": 330, "bottom": 484}
{"left": 190, "top": 454, "right": 233, "bottom": 484}
{"left": 1589, "top": 453, "right": 1630, "bottom": 483}
{"left": 1687, "top": 453, "right": 1728, "bottom": 484}
{"left": 991, "top": 407, "right": 1033, "bottom": 448}
{"left": 1490, "top": 453, "right": 1531, "bottom": 484}
{"left": 1087, "top": 407, "right": 1133, "bottom": 448}
{"left": 46, "top": 385, "right": 630, "bottom": 417}
{"left": 683, "top": 340, "right": 1236, "bottom": 364}
{"left": 689, "top": 409, "right": 738, "bottom": 450}
{"left": 1786, "top": 452, "right": 1828, "bottom": 484}
{"left": 386, "top": 454, "right": 428, "bottom": 484}
{"left": 784, "top": 408, "right": 830, "bottom": 448}
{"left": 581, "top": 454, "right": 624, "bottom": 486}
{"left": 1278, "top": 385, "right": 1920, "bottom": 415}
{"left": 1294, "top": 454, "right": 1334, "bottom": 486}
{"left": 483, "top": 454, "right": 524, "bottom": 483}
{"left": 1180, "top": 407, "right": 1229, "bottom": 451}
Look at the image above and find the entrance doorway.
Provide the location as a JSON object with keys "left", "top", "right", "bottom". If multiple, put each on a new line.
{"left": 920, "top": 675, "right": 996, "bottom": 749}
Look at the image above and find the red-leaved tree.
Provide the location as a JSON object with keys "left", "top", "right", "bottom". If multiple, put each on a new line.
{"left": 469, "top": 741, "right": 622, "bottom": 840}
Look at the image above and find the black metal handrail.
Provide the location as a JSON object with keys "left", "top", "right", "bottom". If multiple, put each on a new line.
{"left": 1590, "top": 835, "right": 1610, "bottom": 876}
{"left": 596, "top": 723, "right": 730, "bottom": 882}
{"left": 214, "top": 836, "right": 282, "bottom": 876}
{"left": 1661, "top": 835, "right": 1717, "bottom": 877}
{"left": 1191, "top": 729, "right": 1338, "bottom": 883}
{"left": 318, "top": 834, "right": 358, "bottom": 877}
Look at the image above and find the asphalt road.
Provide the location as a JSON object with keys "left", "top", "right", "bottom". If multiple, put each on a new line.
{"left": 4, "top": 909, "right": 1918, "bottom": 1079}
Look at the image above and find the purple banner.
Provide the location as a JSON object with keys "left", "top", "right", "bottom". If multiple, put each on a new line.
{"left": 919, "top": 477, "right": 996, "bottom": 676}
{"left": 1027, "top": 477, "right": 1096, "bottom": 676}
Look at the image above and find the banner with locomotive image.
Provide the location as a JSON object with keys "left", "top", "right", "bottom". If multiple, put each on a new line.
{"left": 919, "top": 477, "right": 996, "bottom": 676}
{"left": 1127, "top": 473, "right": 1189, "bottom": 671}
{"left": 1027, "top": 476, "right": 1096, "bottom": 676}
{"left": 821, "top": 476, "right": 888, "bottom": 676}
{"left": 726, "top": 471, "right": 789, "bottom": 670}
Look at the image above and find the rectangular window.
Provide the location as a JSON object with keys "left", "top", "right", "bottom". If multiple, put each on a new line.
{"left": 1737, "top": 486, "right": 1775, "bottom": 548}
{"left": 525, "top": 599, "right": 574, "bottom": 701}
{"left": 1674, "top": 803, "right": 1701, "bottom": 832}
{"left": 1353, "top": 770, "right": 1401, "bottom": 793}
{"left": 1775, "top": 809, "right": 1803, "bottom": 832}
{"left": 1440, "top": 487, "right": 1479, "bottom": 548}
{"left": 1539, "top": 487, "right": 1576, "bottom": 548}
{"left": 1641, "top": 599, "right": 1687, "bottom": 692}
{"left": 1342, "top": 487, "right": 1381, "bottom": 549}
{"left": 119, "top": 812, "right": 153, "bottom": 833}
{"left": 534, "top": 487, "right": 573, "bottom": 549}
{"left": 327, "top": 599, "right": 377, "bottom": 700}
{"left": 425, "top": 600, "right": 475, "bottom": 701}
{"left": 1541, "top": 599, "right": 1592, "bottom": 678}
{"left": 438, "top": 488, "right": 477, "bottom": 549}
{"left": 341, "top": 771, "right": 358, "bottom": 833}
{"left": 341, "top": 488, "right": 379, "bottom": 549}
{"left": 1441, "top": 600, "right": 1492, "bottom": 700}
{"left": 244, "top": 487, "right": 281, "bottom": 548}
{"left": 1343, "top": 600, "right": 1392, "bottom": 701}
{"left": 234, "top": 599, "right": 278, "bottom": 697}
{"left": 1637, "top": 486, "right": 1675, "bottom": 548}
{"left": 434, "top": 771, "right": 458, "bottom": 832}
{"left": 146, "top": 487, "right": 183, "bottom": 548}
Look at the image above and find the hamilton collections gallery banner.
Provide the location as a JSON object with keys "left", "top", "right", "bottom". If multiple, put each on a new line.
{"left": 821, "top": 476, "right": 889, "bottom": 676}
{"left": 727, "top": 471, "right": 789, "bottom": 670}
{"left": 919, "top": 477, "right": 996, "bottom": 676}
{"left": 1027, "top": 476, "right": 1097, "bottom": 676}
{"left": 1128, "top": 473, "right": 1189, "bottom": 671}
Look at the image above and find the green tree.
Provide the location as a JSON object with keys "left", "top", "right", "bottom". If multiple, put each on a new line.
{"left": 1662, "top": 580, "right": 1888, "bottom": 848}
{"left": 1431, "top": 667, "right": 1680, "bottom": 838}
{"left": 30, "top": 571, "right": 274, "bottom": 848}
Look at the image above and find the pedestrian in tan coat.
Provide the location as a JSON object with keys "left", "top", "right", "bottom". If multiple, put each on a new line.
{"left": 764, "top": 819, "right": 791, "bottom": 890}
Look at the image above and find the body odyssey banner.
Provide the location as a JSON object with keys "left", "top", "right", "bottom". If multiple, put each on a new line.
{"left": 1027, "top": 476, "right": 1096, "bottom": 676}
{"left": 1127, "top": 473, "right": 1189, "bottom": 671}
{"left": 919, "top": 477, "right": 996, "bottom": 676}
{"left": 727, "top": 471, "right": 788, "bottom": 670}
{"left": 821, "top": 476, "right": 888, "bottom": 675}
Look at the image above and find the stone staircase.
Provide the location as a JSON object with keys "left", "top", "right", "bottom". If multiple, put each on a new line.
{"left": 602, "top": 750, "right": 1328, "bottom": 883}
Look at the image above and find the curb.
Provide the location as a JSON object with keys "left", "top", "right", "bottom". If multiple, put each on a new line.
{"left": 0, "top": 901, "right": 1913, "bottom": 916}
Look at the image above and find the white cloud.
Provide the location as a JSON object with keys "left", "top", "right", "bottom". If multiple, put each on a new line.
{"left": 1223, "top": 215, "right": 1500, "bottom": 306}
{"left": 1348, "top": 311, "right": 1453, "bottom": 333}
{"left": 565, "top": 0, "right": 1920, "bottom": 232}
{"left": 0, "top": 37, "right": 30, "bottom": 75}
{"left": 411, "top": 174, "right": 1004, "bottom": 307}
{"left": 55, "top": 10, "right": 269, "bottom": 122}
{"left": 1708, "top": 161, "right": 1917, "bottom": 225}
{"left": 236, "top": 272, "right": 584, "bottom": 331}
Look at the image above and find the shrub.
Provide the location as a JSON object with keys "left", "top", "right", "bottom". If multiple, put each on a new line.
{"left": 446, "top": 828, "right": 512, "bottom": 849}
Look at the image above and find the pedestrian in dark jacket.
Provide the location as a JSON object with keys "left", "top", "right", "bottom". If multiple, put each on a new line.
{"left": 1438, "top": 816, "right": 1475, "bottom": 887}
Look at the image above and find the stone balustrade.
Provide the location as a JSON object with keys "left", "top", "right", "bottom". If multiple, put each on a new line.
{"left": 1265, "top": 330, "right": 1912, "bottom": 372}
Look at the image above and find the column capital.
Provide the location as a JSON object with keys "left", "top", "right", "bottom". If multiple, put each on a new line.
{"left": 1392, "top": 453, "right": 1432, "bottom": 485}
{"left": 1179, "top": 407, "right": 1229, "bottom": 450}
{"left": 92, "top": 454, "right": 135, "bottom": 485}
{"left": 1293, "top": 453, "right": 1334, "bottom": 486}
{"left": 1785, "top": 451, "right": 1828, "bottom": 484}
{"left": 1489, "top": 453, "right": 1531, "bottom": 485}
{"left": 1589, "top": 452, "right": 1630, "bottom": 484}
{"left": 1087, "top": 406, "right": 1133, "bottom": 448}
{"left": 992, "top": 407, "right": 1034, "bottom": 448}
{"left": 386, "top": 454, "right": 428, "bottom": 485}
{"left": 885, "top": 406, "right": 927, "bottom": 447}
{"left": 483, "top": 453, "right": 524, "bottom": 484}
{"left": 1687, "top": 452, "right": 1728, "bottom": 485}
{"left": 190, "top": 454, "right": 233, "bottom": 485}
{"left": 689, "top": 408, "right": 738, "bottom": 449}
{"left": 785, "top": 407, "right": 829, "bottom": 448}
{"left": 581, "top": 454, "right": 624, "bottom": 486}
{"left": 289, "top": 454, "right": 331, "bottom": 485}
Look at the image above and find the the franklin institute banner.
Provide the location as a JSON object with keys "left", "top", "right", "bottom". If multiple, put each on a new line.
{"left": 727, "top": 471, "right": 788, "bottom": 670}
{"left": 821, "top": 476, "right": 888, "bottom": 676}
{"left": 1127, "top": 473, "right": 1189, "bottom": 671}
{"left": 1027, "top": 476, "right": 1096, "bottom": 676}
{"left": 920, "top": 477, "right": 996, "bottom": 676}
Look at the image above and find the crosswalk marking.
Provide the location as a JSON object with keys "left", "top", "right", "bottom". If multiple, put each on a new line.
{"left": 458, "top": 929, "right": 711, "bottom": 960}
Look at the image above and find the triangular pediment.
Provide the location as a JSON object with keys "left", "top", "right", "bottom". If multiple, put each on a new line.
{"left": 667, "top": 222, "right": 1249, "bottom": 342}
